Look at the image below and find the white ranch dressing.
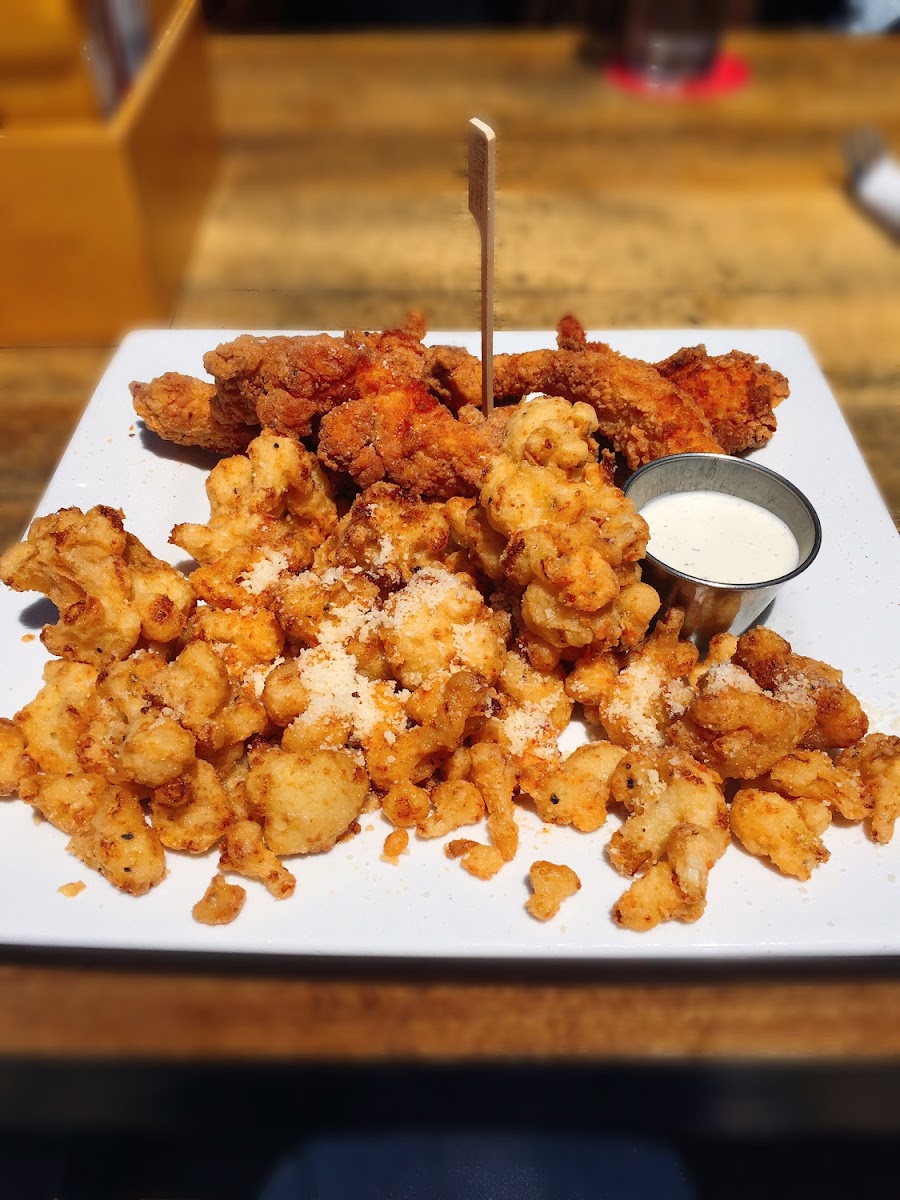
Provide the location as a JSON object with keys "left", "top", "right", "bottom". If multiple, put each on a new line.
{"left": 640, "top": 490, "right": 801, "bottom": 584}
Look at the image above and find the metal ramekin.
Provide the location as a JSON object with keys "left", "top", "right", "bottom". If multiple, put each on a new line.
{"left": 623, "top": 453, "right": 822, "bottom": 643}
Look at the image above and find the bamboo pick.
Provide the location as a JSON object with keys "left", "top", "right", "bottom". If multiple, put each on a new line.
{"left": 467, "top": 118, "right": 496, "bottom": 417}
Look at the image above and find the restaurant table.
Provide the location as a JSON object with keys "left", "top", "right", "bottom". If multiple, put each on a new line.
{"left": 0, "top": 29, "right": 899, "bottom": 1135}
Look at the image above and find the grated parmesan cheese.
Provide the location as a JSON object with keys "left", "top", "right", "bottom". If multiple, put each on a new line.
{"left": 604, "top": 658, "right": 665, "bottom": 747}
{"left": 500, "top": 695, "right": 558, "bottom": 757}
{"left": 382, "top": 567, "right": 467, "bottom": 630}
{"left": 290, "top": 642, "right": 408, "bottom": 743}
{"left": 243, "top": 656, "right": 285, "bottom": 699}
{"left": 702, "top": 662, "right": 763, "bottom": 696}
{"left": 238, "top": 549, "right": 290, "bottom": 594}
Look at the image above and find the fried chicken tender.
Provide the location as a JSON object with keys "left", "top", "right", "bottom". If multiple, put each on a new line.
{"left": 489, "top": 324, "right": 723, "bottom": 470}
{"left": 218, "top": 820, "right": 296, "bottom": 899}
{"left": 245, "top": 747, "right": 369, "bottom": 856}
{"left": 130, "top": 372, "right": 257, "bottom": 454}
{"left": 730, "top": 787, "right": 830, "bottom": 879}
{"left": 671, "top": 658, "right": 816, "bottom": 779}
{"left": 655, "top": 345, "right": 789, "bottom": 454}
{"left": 202, "top": 332, "right": 363, "bottom": 434}
{"left": 837, "top": 734, "right": 900, "bottom": 844}
{"left": 421, "top": 343, "right": 483, "bottom": 412}
{"left": 67, "top": 782, "right": 167, "bottom": 896}
{"left": 526, "top": 860, "right": 581, "bottom": 921}
{"left": 734, "top": 627, "right": 868, "bottom": 751}
{"left": 192, "top": 874, "right": 246, "bottom": 925}
{"left": 0, "top": 506, "right": 194, "bottom": 667}
{"left": 317, "top": 379, "right": 494, "bottom": 499}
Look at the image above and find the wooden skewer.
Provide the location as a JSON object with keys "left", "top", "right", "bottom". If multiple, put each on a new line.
{"left": 467, "top": 117, "right": 496, "bottom": 417}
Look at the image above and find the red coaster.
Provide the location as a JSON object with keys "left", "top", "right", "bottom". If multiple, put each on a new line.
{"left": 604, "top": 51, "right": 750, "bottom": 99}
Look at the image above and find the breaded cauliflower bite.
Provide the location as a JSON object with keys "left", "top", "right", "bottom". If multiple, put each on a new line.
{"left": 456, "top": 396, "right": 659, "bottom": 669}
{"left": 0, "top": 506, "right": 194, "bottom": 666}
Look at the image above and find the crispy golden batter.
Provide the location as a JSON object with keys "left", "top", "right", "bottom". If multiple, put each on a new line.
{"left": 67, "top": 782, "right": 167, "bottom": 896}
{"left": 585, "top": 609, "right": 698, "bottom": 748}
{"left": 735, "top": 627, "right": 868, "bottom": 751}
{"left": 381, "top": 782, "right": 431, "bottom": 828}
{"left": 607, "top": 752, "right": 728, "bottom": 878}
{"left": 758, "top": 750, "right": 871, "bottom": 823}
{"left": 526, "top": 860, "right": 581, "bottom": 921}
{"left": 0, "top": 719, "right": 30, "bottom": 796}
{"left": 382, "top": 828, "right": 409, "bottom": 862}
{"left": 730, "top": 787, "right": 830, "bottom": 880}
{"left": 20, "top": 772, "right": 105, "bottom": 836}
{"left": 192, "top": 874, "right": 247, "bottom": 925}
{"left": 218, "top": 820, "right": 296, "bottom": 899}
{"left": 609, "top": 750, "right": 730, "bottom": 931}
{"left": 0, "top": 506, "right": 194, "bottom": 667}
{"left": 130, "top": 372, "right": 257, "bottom": 454}
{"left": 446, "top": 838, "right": 505, "bottom": 880}
{"left": 671, "top": 659, "right": 816, "bottom": 779}
{"left": 203, "top": 332, "right": 363, "bottom": 434}
{"left": 837, "top": 734, "right": 900, "bottom": 844}
{"left": 246, "top": 747, "right": 369, "bottom": 856}
{"left": 171, "top": 429, "right": 337, "bottom": 613}
{"left": 418, "top": 779, "right": 486, "bottom": 839}
{"left": 471, "top": 396, "right": 659, "bottom": 666}
{"left": 317, "top": 380, "right": 493, "bottom": 498}
{"left": 490, "top": 323, "right": 723, "bottom": 470}
{"left": 528, "top": 742, "right": 626, "bottom": 833}
{"left": 149, "top": 760, "right": 236, "bottom": 853}
{"left": 655, "top": 345, "right": 789, "bottom": 454}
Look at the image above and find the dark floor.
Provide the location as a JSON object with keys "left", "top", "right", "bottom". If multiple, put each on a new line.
{"left": 4, "top": 1128, "right": 899, "bottom": 1200}
{"left": 1, "top": 1061, "right": 898, "bottom": 1198}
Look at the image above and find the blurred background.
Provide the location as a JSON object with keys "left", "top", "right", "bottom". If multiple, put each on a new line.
{"left": 0, "top": 2, "right": 899, "bottom": 1197}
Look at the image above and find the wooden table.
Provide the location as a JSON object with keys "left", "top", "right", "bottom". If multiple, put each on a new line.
{"left": 0, "top": 31, "right": 899, "bottom": 1094}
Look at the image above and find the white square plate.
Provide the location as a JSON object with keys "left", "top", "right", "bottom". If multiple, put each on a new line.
{"left": 1, "top": 330, "right": 897, "bottom": 961}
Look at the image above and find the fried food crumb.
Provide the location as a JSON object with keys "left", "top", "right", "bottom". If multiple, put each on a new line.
{"left": 192, "top": 874, "right": 246, "bottom": 925}
{"left": 526, "top": 860, "right": 581, "bottom": 921}
{"left": 382, "top": 828, "right": 409, "bottom": 863}
{"left": 58, "top": 881, "right": 85, "bottom": 898}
